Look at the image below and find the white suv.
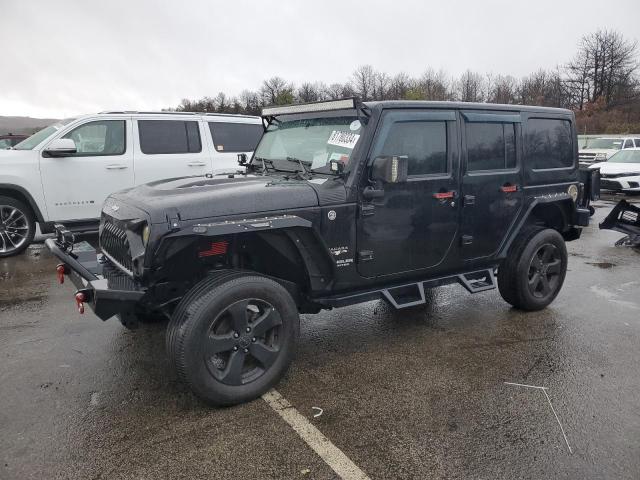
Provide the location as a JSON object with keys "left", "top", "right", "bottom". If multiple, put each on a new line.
{"left": 579, "top": 136, "right": 640, "bottom": 164}
{"left": 0, "top": 111, "right": 262, "bottom": 257}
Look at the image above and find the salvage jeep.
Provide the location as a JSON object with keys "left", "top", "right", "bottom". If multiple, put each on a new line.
{"left": 47, "top": 98, "right": 595, "bottom": 406}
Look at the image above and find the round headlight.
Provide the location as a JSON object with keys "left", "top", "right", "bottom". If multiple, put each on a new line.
{"left": 142, "top": 224, "right": 151, "bottom": 246}
{"left": 568, "top": 184, "right": 579, "bottom": 202}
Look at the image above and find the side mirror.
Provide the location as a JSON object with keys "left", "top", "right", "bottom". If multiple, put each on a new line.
{"left": 43, "top": 138, "right": 77, "bottom": 157}
{"left": 371, "top": 155, "right": 408, "bottom": 183}
{"left": 237, "top": 153, "right": 248, "bottom": 166}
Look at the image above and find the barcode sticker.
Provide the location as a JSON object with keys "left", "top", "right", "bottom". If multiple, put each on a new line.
{"left": 327, "top": 130, "right": 360, "bottom": 149}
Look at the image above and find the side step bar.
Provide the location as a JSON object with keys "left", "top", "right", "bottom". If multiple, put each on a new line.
{"left": 317, "top": 268, "right": 497, "bottom": 310}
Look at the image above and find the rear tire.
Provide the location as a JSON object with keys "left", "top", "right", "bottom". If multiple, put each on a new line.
{"left": 498, "top": 226, "right": 568, "bottom": 311}
{"left": 167, "top": 271, "right": 299, "bottom": 406}
{"left": 0, "top": 196, "right": 36, "bottom": 258}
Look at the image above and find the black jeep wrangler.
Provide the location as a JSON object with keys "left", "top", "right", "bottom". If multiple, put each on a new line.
{"left": 47, "top": 98, "right": 595, "bottom": 406}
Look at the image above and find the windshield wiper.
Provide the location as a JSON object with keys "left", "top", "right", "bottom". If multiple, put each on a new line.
{"left": 253, "top": 156, "right": 275, "bottom": 175}
{"left": 285, "top": 157, "right": 313, "bottom": 178}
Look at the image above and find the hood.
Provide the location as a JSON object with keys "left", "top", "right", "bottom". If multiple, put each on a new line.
{"left": 598, "top": 162, "right": 640, "bottom": 175}
{"left": 579, "top": 148, "right": 618, "bottom": 155}
{"left": 109, "top": 174, "right": 320, "bottom": 224}
{"left": 0, "top": 148, "right": 36, "bottom": 161}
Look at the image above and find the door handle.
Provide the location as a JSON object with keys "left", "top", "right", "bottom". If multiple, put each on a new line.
{"left": 433, "top": 191, "right": 456, "bottom": 200}
{"left": 105, "top": 164, "right": 128, "bottom": 170}
{"left": 187, "top": 161, "right": 207, "bottom": 167}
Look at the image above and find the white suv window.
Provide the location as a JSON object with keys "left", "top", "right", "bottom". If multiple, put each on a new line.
{"left": 62, "top": 120, "right": 126, "bottom": 156}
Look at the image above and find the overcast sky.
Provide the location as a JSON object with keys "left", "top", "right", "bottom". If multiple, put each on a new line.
{"left": 1, "top": 0, "right": 638, "bottom": 118}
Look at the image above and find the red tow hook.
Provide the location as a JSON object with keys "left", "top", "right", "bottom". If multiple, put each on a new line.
{"left": 56, "top": 264, "right": 66, "bottom": 284}
{"left": 75, "top": 292, "right": 86, "bottom": 314}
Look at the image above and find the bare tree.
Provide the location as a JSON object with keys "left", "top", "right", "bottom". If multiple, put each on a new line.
{"left": 457, "top": 70, "right": 486, "bottom": 102}
{"left": 566, "top": 30, "right": 639, "bottom": 109}
{"left": 351, "top": 65, "right": 376, "bottom": 101}
{"left": 261, "top": 77, "right": 294, "bottom": 105}
{"left": 297, "top": 82, "right": 323, "bottom": 103}
{"left": 487, "top": 74, "right": 518, "bottom": 104}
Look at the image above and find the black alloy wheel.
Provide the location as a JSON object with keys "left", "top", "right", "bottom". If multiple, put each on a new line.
{"left": 204, "top": 298, "right": 283, "bottom": 386}
{"left": 527, "top": 243, "right": 562, "bottom": 299}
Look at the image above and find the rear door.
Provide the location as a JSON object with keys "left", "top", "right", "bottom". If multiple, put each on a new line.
{"left": 206, "top": 120, "right": 263, "bottom": 172}
{"left": 39, "top": 117, "right": 134, "bottom": 221}
{"left": 356, "top": 109, "right": 460, "bottom": 277}
{"left": 132, "top": 117, "right": 211, "bottom": 184}
{"left": 460, "top": 111, "right": 523, "bottom": 260}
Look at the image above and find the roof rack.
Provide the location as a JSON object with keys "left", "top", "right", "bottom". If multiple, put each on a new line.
{"left": 98, "top": 111, "right": 259, "bottom": 119}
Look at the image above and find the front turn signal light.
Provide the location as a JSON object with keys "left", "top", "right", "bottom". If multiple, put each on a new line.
{"left": 142, "top": 224, "right": 151, "bottom": 247}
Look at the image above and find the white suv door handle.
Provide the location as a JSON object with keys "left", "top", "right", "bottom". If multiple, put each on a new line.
{"left": 106, "top": 164, "right": 128, "bottom": 170}
{"left": 187, "top": 161, "right": 207, "bottom": 167}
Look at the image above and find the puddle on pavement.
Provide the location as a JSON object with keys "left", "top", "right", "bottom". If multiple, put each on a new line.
{"left": 586, "top": 262, "right": 616, "bottom": 269}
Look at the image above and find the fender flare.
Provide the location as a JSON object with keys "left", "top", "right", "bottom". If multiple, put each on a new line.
{"left": 497, "top": 193, "right": 573, "bottom": 257}
{"left": 162, "top": 214, "right": 334, "bottom": 291}
{"left": 0, "top": 183, "right": 46, "bottom": 223}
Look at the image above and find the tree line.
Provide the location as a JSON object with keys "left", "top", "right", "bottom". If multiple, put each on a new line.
{"left": 172, "top": 30, "right": 640, "bottom": 133}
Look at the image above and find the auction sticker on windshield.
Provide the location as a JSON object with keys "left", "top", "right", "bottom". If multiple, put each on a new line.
{"left": 327, "top": 130, "right": 360, "bottom": 149}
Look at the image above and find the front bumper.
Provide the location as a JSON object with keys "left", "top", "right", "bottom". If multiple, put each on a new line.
{"left": 45, "top": 234, "right": 145, "bottom": 321}
{"left": 600, "top": 176, "right": 640, "bottom": 192}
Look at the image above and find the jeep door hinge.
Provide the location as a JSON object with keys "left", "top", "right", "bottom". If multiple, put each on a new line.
{"left": 360, "top": 204, "right": 375, "bottom": 217}
{"left": 461, "top": 235, "right": 473, "bottom": 245}
{"left": 358, "top": 250, "right": 374, "bottom": 262}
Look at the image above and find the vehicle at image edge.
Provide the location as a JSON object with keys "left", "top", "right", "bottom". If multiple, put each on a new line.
{"left": 588, "top": 148, "right": 640, "bottom": 193}
{"left": 0, "top": 134, "right": 28, "bottom": 149}
{"left": 0, "top": 111, "right": 262, "bottom": 257}
{"left": 579, "top": 136, "right": 640, "bottom": 165}
{"left": 47, "top": 98, "right": 596, "bottom": 406}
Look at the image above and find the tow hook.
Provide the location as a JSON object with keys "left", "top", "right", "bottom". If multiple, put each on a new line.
{"left": 56, "top": 264, "right": 67, "bottom": 284}
{"left": 75, "top": 292, "right": 86, "bottom": 314}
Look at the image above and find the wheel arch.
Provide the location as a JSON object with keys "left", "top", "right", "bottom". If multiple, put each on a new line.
{"left": 498, "top": 196, "right": 574, "bottom": 258}
{"left": 0, "top": 183, "right": 45, "bottom": 223}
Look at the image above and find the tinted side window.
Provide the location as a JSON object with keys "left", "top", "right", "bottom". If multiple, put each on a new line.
{"left": 466, "top": 122, "right": 516, "bottom": 171}
{"left": 526, "top": 119, "right": 573, "bottom": 169}
{"left": 138, "top": 120, "right": 202, "bottom": 154}
{"left": 375, "top": 121, "right": 447, "bottom": 176}
{"left": 63, "top": 120, "right": 125, "bottom": 156}
{"left": 634, "top": 139, "right": 640, "bottom": 147}
{"left": 208, "top": 122, "right": 263, "bottom": 152}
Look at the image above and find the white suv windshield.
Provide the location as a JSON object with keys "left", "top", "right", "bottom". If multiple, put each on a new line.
{"left": 588, "top": 138, "right": 623, "bottom": 149}
{"left": 253, "top": 114, "right": 363, "bottom": 173}
{"left": 609, "top": 150, "right": 640, "bottom": 163}
{"left": 13, "top": 118, "right": 76, "bottom": 150}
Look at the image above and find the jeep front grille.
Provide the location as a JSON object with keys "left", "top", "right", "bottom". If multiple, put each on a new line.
{"left": 100, "top": 220, "right": 133, "bottom": 274}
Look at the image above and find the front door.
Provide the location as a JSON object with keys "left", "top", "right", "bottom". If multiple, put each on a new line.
{"left": 356, "top": 110, "right": 460, "bottom": 278}
{"left": 460, "top": 112, "right": 524, "bottom": 260}
{"left": 40, "top": 118, "right": 134, "bottom": 221}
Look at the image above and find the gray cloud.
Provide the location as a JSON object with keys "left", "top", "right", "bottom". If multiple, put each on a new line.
{"left": 1, "top": 0, "right": 638, "bottom": 117}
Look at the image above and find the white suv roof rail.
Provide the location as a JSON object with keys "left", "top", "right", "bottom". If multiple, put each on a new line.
{"left": 98, "top": 111, "right": 259, "bottom": 119}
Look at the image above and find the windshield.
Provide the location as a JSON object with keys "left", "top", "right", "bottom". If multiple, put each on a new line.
{"left": 588, "top": 138, "right": 623, "bottom": 149}
{"left": 253, "top": 113, "right": 363, "bottom": 174}
{"left": 608, "top": 150, "right": 640, "bottom": 164}
{"left": 13, "top": 118, "right": 76, "bottom": 150}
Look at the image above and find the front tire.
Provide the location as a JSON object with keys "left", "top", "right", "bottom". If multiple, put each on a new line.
{"left": 167, "top": 272, "right": 299, "bottom": 406}
{"left": 498, "top": 227, "right": 568, "bottom": 311}
{"left": 0, "top": 196, "right": 35, "bottom": 258}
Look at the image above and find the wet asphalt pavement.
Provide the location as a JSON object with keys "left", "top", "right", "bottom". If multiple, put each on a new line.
{"left": 2, "top": 197, "right": 640, "bottom": 480}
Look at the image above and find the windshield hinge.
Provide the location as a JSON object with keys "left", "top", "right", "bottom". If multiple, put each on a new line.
{"left": 166, "top": 208, "right": 182, "bottom": 231}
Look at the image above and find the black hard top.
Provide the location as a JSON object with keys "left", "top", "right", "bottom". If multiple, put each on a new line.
{"left": 363, "top": 100, "right": 573, "bottom": 116}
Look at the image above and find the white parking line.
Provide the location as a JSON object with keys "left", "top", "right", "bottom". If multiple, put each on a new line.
{"left": 262, "top": 389, "right": 370, "bottom": 480}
